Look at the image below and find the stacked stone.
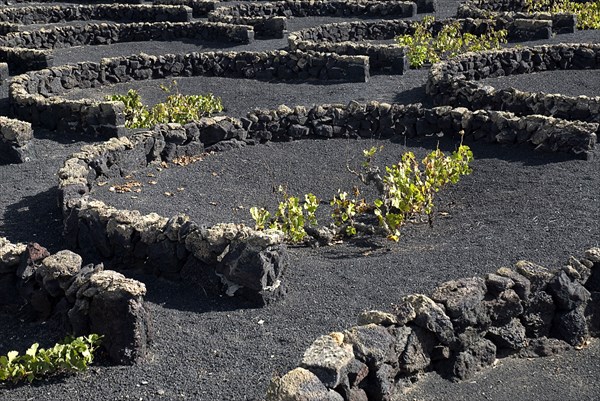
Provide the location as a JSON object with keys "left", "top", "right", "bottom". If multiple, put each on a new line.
{"left": 0, "top": 21, "right": 254, "bottom": 50}
{"left": 243, "top": 102, "right": 597, "bottom": 157}
{"left": 288, "top": 17, "right": 526, "bottom": 74}
{"left": 0, "top": 116, "right": 34, "bottom": 163}
{"left": 0, "top": 238, "right": 151, "bottom": 364}
{"left": 427, "top": 43, "right": 600, "bottom": 124}
{"left": 0, "top": 4, "right": 193, "bottom": 24}
{"left": 58, "top": 128, "right": 288, "bottom": 305}
{"left": 266, "top": 249, "right": 600, "bottom": 400}
{"left": 0, "top": 46, "right": 52, "bottom": 74}
{"left": 152, "top": 0, "right": 219, "bottom": 17}
{"left": 208, "top": 0, "right": 417, "bottom": 38}
{"left": 457, "top": 1, "right": 577, "bottom": 38}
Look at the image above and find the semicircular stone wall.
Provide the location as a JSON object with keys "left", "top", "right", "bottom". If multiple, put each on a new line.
{"left": 426, "top": 43, "right": 600, "bottom": 124}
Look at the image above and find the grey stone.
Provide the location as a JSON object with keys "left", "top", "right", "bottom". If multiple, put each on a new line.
{"left": 357, "top": 310, "right": 397, "bottom": 327}
{"left": 398, "top": 294, "right": 455, "bottom": 345}
{"left": 515, "top": 260, "right": 554, "bottom": 292}
{"left": 521, "top": 290, "right": 556, "bottom": 338}
{"left": 399, "top": 326, "right": 437, "bottom": 374}
{"left": 552, "top": 305, "right": 589, "bottom": 346}
{"left": 301, "top": 333, "right": 354, "bottom": 389}
{"left": 344, "top": 324, "right": 396, "bottom": 367}
{"left": 547, "top": 270, "right": 591, "bottom": 311}
{"left": 452, "top": 337, "right": 496, "bottom": 381}
{"left": 517, "top": 337, "right": 572, "bottom": 358}
{"left": 265, "top": 368, "right": 343, "bottom": 401}
{"left": 486, "top": 318, "right": 528, "bottom": 351}
{"left": 496, "top": 267, "right": 531, "bottom": 299}
{"left": 87, "top": 270, "right": 150, "bottom": 364}
{"left": 485, "top": 273, "right": 514, "bottom": 295}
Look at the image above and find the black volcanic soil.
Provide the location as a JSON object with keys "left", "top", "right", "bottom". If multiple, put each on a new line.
{"left": 1, "top": 1, "right": 600, "bottom": 401}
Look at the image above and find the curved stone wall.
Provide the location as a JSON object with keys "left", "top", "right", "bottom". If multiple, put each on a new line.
{"left": 426, "top": 43, "right": 600, "bottom": 124}
{"left": 0, "top": 115, "right": 33, "bottom": 164}
{"left": 242, "top": 102, "right": 597, "bottom": 157}
{"left": 207, "top": 0, "right": 418, "bottom": 38}
{"left": 0, "top": 21, "right": 253, "bottom": 51}
{"left": 153, "top": 0, "right": 219, "bottom": 18}
{"left": 58, "top": 128, "right": 288, "bottom": 306}
{"left": 0, "top": 4, "right": 193, "bottom": 25}
{"left": 0, "top": 238, "right": 151, "bottom": 364}
{"left": 457, "top": 1, "right": 578, "bottom": 39}
{"left": 287, "top": 18, "right": 503, "bottom": 74}
{"left": 265, "top": 248, "right": 600, "bottom": 400}
{"left": 8, "top": 50, "right": 369, "bottom": 135}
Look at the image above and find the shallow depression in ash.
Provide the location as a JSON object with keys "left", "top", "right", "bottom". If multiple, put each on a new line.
{"left": 60, "top": 71, "right": 430, "bottom": 118}
{"left": 481, "top": 69, "right": 600, "bottom": 97}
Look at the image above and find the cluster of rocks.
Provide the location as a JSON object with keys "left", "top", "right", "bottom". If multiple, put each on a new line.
{"left": 9, "top": 50, "right": 369, "bottom": 134}
{"left": 457, "top": 1, "right": 577, "bottom": 40}
{"left": 266, "top": 248, "right": 600, "bottom": 400}
{"left": 0, "top": 20, "right": 254, "bottom": 50}
{"left": 0, "top": 4, "right": 192, "bottom": 26}
{"left": 208, "top": 0, "right": 418, "bottom": 38}
{"left": 427, "top": 43, "right": 600, "bottom": 124}
{"left": 58, "top": 131, "right": 288, "bottom": 305}
{"left": 152, "top": 0, "right": 218, "bottom": 17}
{"left": 0, "top": 115, "right": 33, "bottom": 164}
{"left": 0, "top": 238, "right": 151, "bottom": 364}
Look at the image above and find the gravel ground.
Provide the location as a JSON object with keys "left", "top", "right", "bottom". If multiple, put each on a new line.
{"left": 1, "top": 1, "right": 600, "bottom": 400}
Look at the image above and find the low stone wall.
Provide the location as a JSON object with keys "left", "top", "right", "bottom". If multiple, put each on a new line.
{"left": 0, "top": 4, "right": 193, "bottom": 25}
{"left": 242, "top": 102, "right": 597, "bottom": 158}
{"left": 426, "top": 43, "right": 600, "bottom": 124}
{"left": 0, "top": 116, "right": 34, "bottom": 164}
{"left": 208, "top": 0, "right": 417, "bottom": 38}
{"left": 0, "top": 238, "right": 151, "bottom": 364}
{"left": 0, "top": 21, "right": 254, "bottom": 50}
{"left": 9, "top": 51, "right": 369, "bottom": 135}
{"left": 287, "top": 18, "right": 502, "bottom": 74}
{"left": 457, "top": 2, "right": 577, "bottom": 38}
{"left": 265, "top": 248, "right": 600, "bottom": 400}
{"left": 58, "top": 129, "right": 289, "bottom": 306}
{"left": 153, "top": 0, "right": 219, "bottom": 17}
{"left": 0, "top": 46, "right": 52, "bottom": 75}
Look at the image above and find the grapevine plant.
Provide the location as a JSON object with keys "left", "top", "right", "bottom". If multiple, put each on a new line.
{"left": 525, "top": 0, "right": 600, "bottom": 30}
{"left": 251, "top": 144, "right": 473, "bottom": 243}
{"left": 107, "top": 81, "right": 223, "bottom": 128}
{"left": 395, "top": 16, "right": 508, "bottom": 68}
{"left": 0, "top": 334, "right": 102, "bottom": 384}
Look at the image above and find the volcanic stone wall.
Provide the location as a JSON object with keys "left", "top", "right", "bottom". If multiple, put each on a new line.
{"left": 0, "top": 21, "right": 254, "bottom": 50}
{"left": 58, "top": 129, "right": 288, "bottom": 306}
{"left": 0, "top": 4, "right": 193, "bottom": 25}
{"left": 0, "top": 116, "right": 33, "bottom": 164}
{"left": 427, "top": 43, "right": 600, "bottom": 124}
{"left": 0, "top": 238, "right": 151, "bottom": 364}
{"left": 287, "top": 18, "right": 502, "bottom": 74}
{"left": 457, "top": 2, "right": 578, "bottom": 37}
{"left": 265, "top": 248, "right": 600, "bottom": 400}
{"left": 9, "top": 51, "right": 369, "bottom": 135}
{"left": 208, "top": 0, "right": 418, "bottom": 38}
{"left": 0, "top": 46, "right": 52, "bottom": 74}
{"left": 242, "top": 102, "right": 597, "bottom": 157}
{"left": 152, "top": 0, "right": 219, "bottom": 17}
